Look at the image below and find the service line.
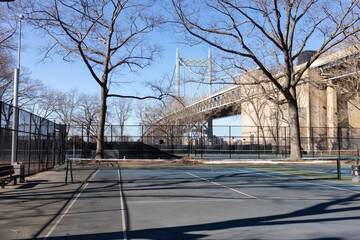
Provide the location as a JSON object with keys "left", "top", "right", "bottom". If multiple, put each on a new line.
{"left": 187, "top": 172, "right": 258, "bottom": 199}
{"left": 237, "top": 168, "right": 360, "bottom": 194}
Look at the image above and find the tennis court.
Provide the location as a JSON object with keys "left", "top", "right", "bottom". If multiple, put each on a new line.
{"left": 35, "top": 159, "right": 360, "bottom": 239}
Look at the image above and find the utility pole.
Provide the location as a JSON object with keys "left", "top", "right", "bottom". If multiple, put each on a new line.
{"left": 11, "top": 14, "right": 24, "bottom": 165}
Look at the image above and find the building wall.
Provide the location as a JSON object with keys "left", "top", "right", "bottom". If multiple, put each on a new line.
{"left": 348, "top": 99, "right": 360, "bottom": 128}
{"left": 240, "top": 78, "right": 359, "bottom": 151}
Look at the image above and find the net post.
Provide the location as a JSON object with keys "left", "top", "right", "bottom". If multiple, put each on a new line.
{"left": 356, "top": 157, "right": 359, "bottom": 165}
{"left": 337, "top": 157, "right": 341, "bottom": 180}
{"left": 70, "top": 158, "right": 74, "bottom": 183}
{"left": 65, "top": 157, "right": 69, "bottom": 184}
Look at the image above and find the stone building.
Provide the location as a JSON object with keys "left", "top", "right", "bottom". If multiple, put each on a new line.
{"left": 240, "top": 49, "right": 360, "bottom": 153}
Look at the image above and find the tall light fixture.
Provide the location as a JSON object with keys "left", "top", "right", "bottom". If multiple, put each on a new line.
{"left": 11, "top": 14, "right": 24, "bottom": 165}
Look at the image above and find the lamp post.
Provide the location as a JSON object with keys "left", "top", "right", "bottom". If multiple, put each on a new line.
{"left": 11, "top": 14, "right": 24, "bottom": 165}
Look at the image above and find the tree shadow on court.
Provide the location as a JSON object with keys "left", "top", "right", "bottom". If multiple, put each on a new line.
{"left": 128, "top": 192, "right": 360, "bottom": 239}
{"left": 34, "top": 193, "right": 360, "bottom": 240}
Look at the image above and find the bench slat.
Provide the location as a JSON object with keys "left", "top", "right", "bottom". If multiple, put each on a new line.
{"left": 0, "top": 166, "right": 15, "bottom": 178}
{"left": 0, "top": 165, "right": 19, "bottom": 189}
{"left": 0, "top": 170, "right": 15, "bottom": 178}
{"left": 0, "top": 166, "right": 13, "bottom": 171}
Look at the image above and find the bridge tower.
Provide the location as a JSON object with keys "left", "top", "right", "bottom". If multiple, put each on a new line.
{"left": 175, "top": 48, "right": 212, "bottom": 98}
{"left": 175, "top": 48, "right": 214, "bottom": 145}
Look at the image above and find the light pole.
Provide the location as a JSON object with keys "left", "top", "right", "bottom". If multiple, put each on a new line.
{"left": 11, "top": 14, "right": 24, "bottom": 165}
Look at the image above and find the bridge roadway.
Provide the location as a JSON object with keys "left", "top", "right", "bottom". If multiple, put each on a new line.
{"left": 182, "top": 84, "right": 242, "bottom": 117}
{"left": 169, "top": 83, "right": 271, "bottom": 122}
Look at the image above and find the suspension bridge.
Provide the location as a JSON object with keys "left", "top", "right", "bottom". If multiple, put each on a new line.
{"left": 147, "top": 48, "right": 360, "bottom": 156}
{"left": 167, "top": 49, "right": 245, "bottom": 124}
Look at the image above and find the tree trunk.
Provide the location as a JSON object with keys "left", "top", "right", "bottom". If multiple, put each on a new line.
{"left": 120, "top": 124, "right": 124, "bottom": 141}
{"left": 288, "top": 99, "right": 302, "bottom": 159}
{"left": 86, "top": 125, "right": 90, "bottom": 143}
{"left": 95, "top": 86, "right": 107, "bottom": 159}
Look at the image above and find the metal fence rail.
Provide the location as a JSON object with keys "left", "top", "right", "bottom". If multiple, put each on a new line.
{"left": 0, "top": 101, "right": 66, "bottom": 176}
{"left": 67, "top": 124, "right": 360, "bottom": 159}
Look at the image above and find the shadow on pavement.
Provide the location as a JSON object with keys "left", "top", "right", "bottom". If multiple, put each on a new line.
{"left": 29, "top": 193, "right": 360, "bottom": 240}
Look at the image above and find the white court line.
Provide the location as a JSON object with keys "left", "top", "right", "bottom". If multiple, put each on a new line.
{"left": 238, "top": 168, "right": 360, "bottom": 194}
{"left": 43, "top": 169, "right": 99, "bottom": 240}
{"left": 187, "top": 172, "right": 258, "bottom": 199}
{"left": 302, "top": 180, "right": 360, "bottom": 194}
{"left": 129, "top": 198, "right": 252, "bottom": 204}
{"left": 118, "top": 168, "right": 128, "bottom": 240}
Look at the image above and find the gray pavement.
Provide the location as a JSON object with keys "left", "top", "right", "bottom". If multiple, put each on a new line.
{"left": 0, "top": 167, "right": 89, "bottom": 240}
{"left": 1, "top": 164, "right": 360, "bottom": 239}
{"left": 122, "top": 166, "right": 360, "bottom": 240}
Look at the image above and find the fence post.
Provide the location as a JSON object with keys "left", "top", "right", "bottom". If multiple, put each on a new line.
{"left": 311, "top": 127, "right": 314, "bottom": 158}
{"left": 81, "top": 124, "right": 84, "bottom": 158}
{"left": 38, "top": 121, "right": 41, "bottom": 173}
{"left": 338, "top": 127, "right": 341, "bottom": 159}
{"left": 337, "top": 157, "right": 341, "bottom": 180}
{"left": 201, "top": 127, "right": 203, "bottom": 159}
{"left": 284, "top": 127, "right": 287, "bottom": 158}
{"left": 188, "top": 133, "right": 191, "bottom": 157}
{"left": 229, "top": 126, "right": 232, "bottom": 159}
{"left": 141, "top": 125, "right": 144, "bottom": 159}
{"left": 141, "top": 125, "right": 144, "bottom": 143}
{"left": 65, "top": 157, "right": 69, "bottom": 184}
{"left": 73, "top": 139, "right": 76, "bottom": 159}
{"left": 111, "top": 125, "right": 113, "bottom": 143}
{"left": 52, "top": 122, "right": 56, "bottom": 168}
{"left": 28, "top": 113, "right": 32, "bottom": 175}
{"left": 276, "top": 125, "right": 279, "bottom": 156}
{"left": 46, "top": 120, "right": 49, "bottom": 169}
{"left": 257, "top": 126, "right": 260, "bottom": 159}
{"left": 171, "top": 125, "right": 174, "bottom": 155}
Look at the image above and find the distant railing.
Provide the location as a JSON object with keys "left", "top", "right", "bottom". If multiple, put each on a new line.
{"left": 0, "top": 101, "right": 66, "bottom": 175}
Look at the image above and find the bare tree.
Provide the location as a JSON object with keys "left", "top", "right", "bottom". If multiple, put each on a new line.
{"left": 26, "top": 85, "right": 58, "bottom": 119}
{"left": 0, "top": 5, "right": 17, "bottom": 103}
{"left": 22, "top": 0, "right": 164, "bottom": 158}
{"left": 0, "top": 3, "right": 16, "bottom": 51}
{"left": 75, "top": 93, "right": 100, "bottom": 142}
{"left": 54, "top": 89, "right": 78, "bottom": 135}
{"left": 137, "top": 95, "right": 210, "bottom": 148}
{"left": 0, "top": 51, "right": 14, "bottom": 100}
{"left": 112, "top": 98, "right": 132, "bottom": 140}
{"left": 171, "top": 0, "right": 360, "bottom": 158}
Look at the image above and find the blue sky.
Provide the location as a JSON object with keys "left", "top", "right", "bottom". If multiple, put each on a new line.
{"left": 20, "top": 29, "right": 197, "bottom": 96}
{"left": 19, "top": 19, "right": 242, "bottom": 125}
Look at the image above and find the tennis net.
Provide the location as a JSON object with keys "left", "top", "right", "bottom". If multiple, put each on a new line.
{"left": 64, "top": 158, "right": 346, "bottom": 184}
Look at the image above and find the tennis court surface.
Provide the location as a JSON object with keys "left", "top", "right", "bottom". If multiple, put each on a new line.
{"left": 2, "top": 159, "right": 360, "bottom": 239}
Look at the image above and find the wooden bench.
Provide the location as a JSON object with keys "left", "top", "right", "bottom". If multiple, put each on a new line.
{"left": 0, "top": 165, "right": 20, "bottom": 189}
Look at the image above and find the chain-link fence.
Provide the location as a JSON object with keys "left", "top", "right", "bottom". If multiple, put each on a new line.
{"left": 67, "top": 124, "right": 360, "bottom": 159}
{"left": 0, "top": 101, "right": 66, "bottom": 175}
